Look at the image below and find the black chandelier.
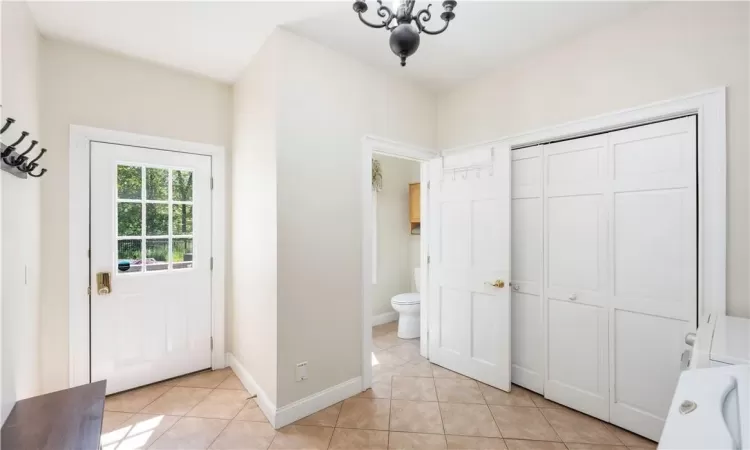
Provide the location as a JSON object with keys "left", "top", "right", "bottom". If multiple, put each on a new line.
{"left": 352, "top": 0, "right": 457, "bottom": 67}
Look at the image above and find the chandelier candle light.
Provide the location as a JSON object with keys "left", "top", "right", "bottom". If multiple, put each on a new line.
{"left": 352, "top": 0, "right": 457, "bottom": 66}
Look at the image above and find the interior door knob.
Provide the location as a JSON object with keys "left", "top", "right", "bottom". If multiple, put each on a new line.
{"left": 569, "top": 293, "right": 577, "bottom": 301}
{"left": 97, "top": 272, "right": 112, "bottom": 295}
{"left": 512, "top": 283, "right": 520, "bottom": 291}
{"left": 485, "top": 280, "right": 505, "bottom": 288}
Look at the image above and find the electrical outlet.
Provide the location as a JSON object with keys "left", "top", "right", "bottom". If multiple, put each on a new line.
{"left": 295, "top": 362, "right": 308, "bottom": 382}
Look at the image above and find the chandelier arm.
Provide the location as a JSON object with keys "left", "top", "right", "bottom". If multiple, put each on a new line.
{"left": 419, "top": 19, "right": 450, "bottom": 35}
{"left": 413, "top": 5, "right": 432, "bottom": 33}
{"left": 356, "top": 2, "right": 394, "bottom": 29}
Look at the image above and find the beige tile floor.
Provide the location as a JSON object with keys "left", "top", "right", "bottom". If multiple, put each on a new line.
{"left": 100, "top": 322, "right": 658, "bottom": 450}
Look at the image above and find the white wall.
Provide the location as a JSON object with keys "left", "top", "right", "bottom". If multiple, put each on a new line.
{"left": 231, "top": 32, "right": 280, "bottom": 405}
{"left": 373, "top": 155, "right": 420, "bottom": 317}
{"left": 39, "top": 39, "right": 232, "bottom": 392}
{"left": 1, "top": 0, "right": 42, "bottom": 421}
{"left": 437, "top": 2, "right": 750, "bottom": 318}
{"left": 274, "top": 29, "right": 435, "bottom": 407}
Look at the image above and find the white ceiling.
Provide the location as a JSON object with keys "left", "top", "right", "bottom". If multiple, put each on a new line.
{"left": 28, "top": 1, "right": 645, "bottom": 89}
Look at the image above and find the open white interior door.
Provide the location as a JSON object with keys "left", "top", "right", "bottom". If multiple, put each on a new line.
{"left": 428, "top": 145, "right": 512, "bottom": 390}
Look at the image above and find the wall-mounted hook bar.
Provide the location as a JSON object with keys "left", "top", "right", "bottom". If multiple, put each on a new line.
{"left": 0, "top": 117, "right": 50, "bottom": 179}
{"left": 0, "top": 118, "right": 15, "bottom": 134}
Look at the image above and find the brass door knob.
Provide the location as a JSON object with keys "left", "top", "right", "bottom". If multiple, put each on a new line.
{"left": 97, "top": 272, "right": 112, "bottom": 295}
{"left": 485, "top": 280, "right": 505, "bottom": 288}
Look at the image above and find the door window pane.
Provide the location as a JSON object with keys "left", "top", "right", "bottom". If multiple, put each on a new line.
{"left": 146, "top": 239, "right": 169, "bottom": 271}
{"left": 117, "top": 165, "right": 142, "bottom": 200}
{"left": 172, "top": 204, "right": 193, "bottom": 235}
{"left": 146, "top": 168, "right": 169, "bottom": 201}
{"left": 117, "top": 203, "right": 142, "bottom": 236}
{"left": 118, "top": 239, "right": 142, "bottom": 273}
{"left": 146, "top": 204, "right": 169, "bottom": 236}
{"left": 172, "top": 170, "right": 193, "bottom": 201}
{"left": 173, "top": 238, "right": 193, "bottom": 269}
{"left": 115, "top": 164, "right": 196, "bottom": 274}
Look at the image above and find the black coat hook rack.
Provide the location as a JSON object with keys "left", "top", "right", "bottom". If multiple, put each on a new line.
{"left": 0, "top": 116, "right": 48, "bottom": 179}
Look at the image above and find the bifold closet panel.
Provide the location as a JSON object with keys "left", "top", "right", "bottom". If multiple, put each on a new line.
{"left": 510, "top": 116, "right": 698, "bottom": 442}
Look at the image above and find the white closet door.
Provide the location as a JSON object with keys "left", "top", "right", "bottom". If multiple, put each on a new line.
{"left": 544, "top": 135, "right": 610, "bottom": 421}
{"left": 510, "top": 146, "right": 544, "bottom": 393}
{"left": 608, "top": 116, "right": 697, "bottom": 441}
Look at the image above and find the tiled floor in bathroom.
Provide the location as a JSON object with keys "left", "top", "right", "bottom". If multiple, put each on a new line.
{"left": 100, "top": 321, "right": 658, "bottom": 449}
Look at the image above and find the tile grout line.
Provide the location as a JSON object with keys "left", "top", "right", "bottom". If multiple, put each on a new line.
{"left": 202, "top": 381, "right": 255, "bottom": 450}
{"left": 135, "top": 369, "right": 232, "bottom": 449}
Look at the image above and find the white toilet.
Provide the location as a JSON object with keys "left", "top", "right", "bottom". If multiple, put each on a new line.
{"left": 391, "top": 268, "right": 421, "bottom": 339}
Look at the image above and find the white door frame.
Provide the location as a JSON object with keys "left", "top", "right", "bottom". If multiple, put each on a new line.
{"left": 441, "top": 87, "right": 727, "bottom": 323}
{"left": 68, "top": 125, "right": 227, "bottom": 388}
{"left": 361, "top": 135, "right": 438, "bottom": 391}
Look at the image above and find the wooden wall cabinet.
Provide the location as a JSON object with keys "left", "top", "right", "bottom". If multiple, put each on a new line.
{"left": 409, "top": 183, "right": 420, "bottom": 234}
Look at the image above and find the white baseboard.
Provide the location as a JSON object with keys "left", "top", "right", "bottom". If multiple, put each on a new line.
{"left": 372, "top": 311, "right": 398, "bottom": 327}
{"left": 226, "top": 353, "right": 362, "bottom": 430}
{"left": 226, "top": 353, "right": 277, "bottom": 427}
{"left": 274, "top": 376, "right": 362, "bottom": 428}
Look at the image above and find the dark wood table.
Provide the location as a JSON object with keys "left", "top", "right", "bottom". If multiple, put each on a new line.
{"left": 1, "top": 380, "right": 106, "bottom": 450}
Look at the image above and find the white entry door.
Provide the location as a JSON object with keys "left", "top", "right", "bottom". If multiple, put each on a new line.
{"left": 428, "top": 146, "right": 512, "bottom": 390}
{"left": 91, "top": 142, "right": 213, "bottom": 394}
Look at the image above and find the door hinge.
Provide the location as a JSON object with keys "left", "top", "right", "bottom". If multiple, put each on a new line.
{"left": 87, "top": 286, "right": 91, "bottom": 296}
{"left": 210, "top": 337, "right": 214, "bottom": 350}
{"left": 427, "top": 255, "right": 430, "bottom": 264}
{"left": 87, "top": 249, "right": 91, "bottom": 258}
{"left": 427, "top": 181, "right": 431, "bottom": 189}
{"left": 210, "top": 177, "right": 214, "bottom": 190}
{"left": 210, "top": 257, "right": 214, "bottom": 270}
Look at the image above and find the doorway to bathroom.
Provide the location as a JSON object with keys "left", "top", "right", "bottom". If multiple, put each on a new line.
{"left": 361, "top": 136, "right": 437, "bottom": 392}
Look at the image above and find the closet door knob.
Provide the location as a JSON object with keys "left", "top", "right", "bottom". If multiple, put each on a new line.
{"left": 568, "top": 293, "right": 577, "bottom": 301}
{"left": 512, "top": 284, "right": 520, "bottom": 291}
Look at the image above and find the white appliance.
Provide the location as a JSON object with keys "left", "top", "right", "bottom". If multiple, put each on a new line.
{"left": 659, "top": 364, "right": 749, "bottom": 449}
{"left": 660, "top": 315, "right": 750, "bottom": 449}
{"left": 688, "top": 314, "right": 750, "bottom": 368}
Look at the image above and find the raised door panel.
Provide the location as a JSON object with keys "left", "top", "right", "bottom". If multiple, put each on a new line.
{"left": 611, "top": 310, "right": 689, "bottom": 440}
{"left": 546, "top": 299, "right": 609, "bottom": 420}
{"left": 546, "top": 194, "right": 607, "bottom": 301}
